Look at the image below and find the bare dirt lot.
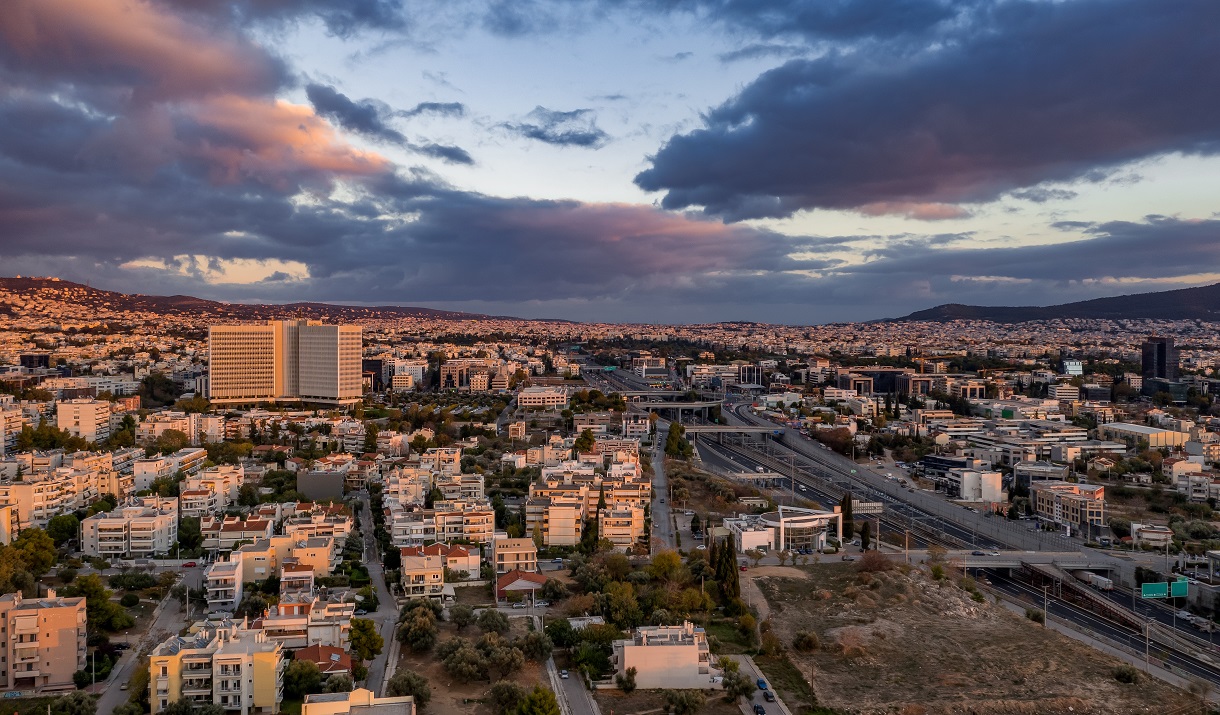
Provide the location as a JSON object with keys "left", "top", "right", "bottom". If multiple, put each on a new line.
{"left": 395, "top": 616, "right": 547, "bottom": 715}
{"left": 756, "top": 562, "right": 1200, "bottom": 715}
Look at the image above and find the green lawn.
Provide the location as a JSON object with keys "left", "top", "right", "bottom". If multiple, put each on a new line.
{"left": 704, "top": 621, "right": 752, "bottom": 654}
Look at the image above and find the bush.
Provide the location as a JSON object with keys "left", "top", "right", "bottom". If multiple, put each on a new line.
{"left": 1025, "top": 608, "right": 1045, "bottom": 624}
{"left": 615, "top": 666, "right": 637, "bottom": 693}
{"left": 793, "top": 631, "right": 820, "bottom": 652}
{"left": 1113, "top": 664, "right": 1140, "bottom": 684}
{"left": 120, "top": 593, "right": 140, "bottom": 608}
{"left": 856, "top": 550, "right": 893, "bottom": 572}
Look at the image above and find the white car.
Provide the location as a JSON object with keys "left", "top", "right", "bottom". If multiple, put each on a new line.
{"left": 696, "top": 545, "right": 706, "bottom": 550}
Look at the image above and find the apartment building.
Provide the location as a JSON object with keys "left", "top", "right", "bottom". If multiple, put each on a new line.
{"left": 517, "top": 386, "right": 568, "bottom": 409}
{"left": 0, "top": 468, "right": 96, "bottom": 529}
{"left": 206, "top": 558, "right": 244, "bottom": 613}
{"left": 435, "top": 473, "right": 484, "bottom": 501}
{"left": 399, "top": 553, "right": 446, "bottom": 601}
{"left": 202, "top": 516, "right": 275, "bottom": 553}
{"left": 302, "top": 688, "right": 415, "bottom": 715}
{"left": 56, "top": 399, "right": 110, "bottom": 443}
{"left": 208, "top": 320, "right": 361, "bottom": 406}
{"left": 611, "top": 621, "right": 712, "bottom": 690}
{"left": 1031, "top": 481, "right": 1106, "bottom": 536}
{"left": 81, "top": 497, "right": 179, "bottom": 558}
{"left": 523, "top": 496, "right": 583, "bottom": 547}
{"left": 0, "top": 589, "right": 87, "bottom": 693}
{"left": 149, "top": 621, "right": 285, "bottom": 715}
{"left": 431, "top": 501, "right": 495, "bottom": 544}
{"left": 420, "top": 447, "right": 461, "bottom": 475}
{"left": 597, "top": 506, "right": 647, "bottom": 550}
{"left": 400, "top": 543, "right": 480, "bottom": 578}
{"left": 490, "top": 537, "right": 538, "bottom": 574}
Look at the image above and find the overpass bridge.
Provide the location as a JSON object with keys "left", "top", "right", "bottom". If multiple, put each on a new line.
{"left": 682, "top": 425, "right": 780, "bottom": 434}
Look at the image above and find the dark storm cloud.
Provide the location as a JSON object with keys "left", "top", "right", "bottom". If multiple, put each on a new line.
{"left": 306, "top": 83, "right": 406, "bottom": 144}
{"left": 413, "top": 143, "right": 474, "bottom": 165}
{"left": 646, "top": 0, "right": 963, "bottom": 43}
{"left": 636, "top": 0, "right": 1220, "bottom": 220}
{"left": 160, "top": 0, "right": 406, "bottom": 37}
{"left": 717, "top": 44, "right": 807, "bottom": 63}
{"left": 1009, "top": 187, "right": 1079, "bottom": 204}
{"left": 502, "top": 107, "right": 609, "bottom": 148}
{"left": 400, "top": 102, "right": 467, "bottom": 119}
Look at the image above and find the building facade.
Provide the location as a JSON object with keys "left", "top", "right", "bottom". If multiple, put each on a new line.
{"left": 208, "top": 321, "right": 361, "bottom": 406}
{"left": 0, "top": 589, "right": 87, "bottom": 693}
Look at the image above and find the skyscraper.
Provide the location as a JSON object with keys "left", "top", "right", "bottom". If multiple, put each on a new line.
{"left": 208, "top": 320, "right": 362, "bottom": 405}
{"left": 1141, "top": 336, "right": 1178, "bottom": 381}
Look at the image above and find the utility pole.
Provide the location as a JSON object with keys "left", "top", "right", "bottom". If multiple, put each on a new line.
{"left": 1042, "top": 585, "right": 1049, "bottom": 627}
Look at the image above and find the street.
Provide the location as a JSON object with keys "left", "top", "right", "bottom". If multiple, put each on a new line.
{"left": 358, "top": 492, "right": 399, "bottom": 695}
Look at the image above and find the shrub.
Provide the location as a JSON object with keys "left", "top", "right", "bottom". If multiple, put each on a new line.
{"left": 856, "top": 550, "right": 893, "bottom": 573}
{"left": 615, "top": 666, "right": 637, "bottom": 693}
{"left": 1113, "top": 664, "right": 1140, "bottom": 684}
{"left": 1025, "top": 608, "right": 1045, "bottom": 624}
{"left": 793, "top": 631, "right": 820, "bottom": 652}
{"left": 120, "top": 593, "right": 140, "bottom": 608}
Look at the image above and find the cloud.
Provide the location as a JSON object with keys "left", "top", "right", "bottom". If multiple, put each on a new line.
{"left": 413, "top": 143, "right": 474, "bottom": 165}
{"left": 717, "top": 43, "right": 807, "bottom": 63}
{"left": 161, "top": 0, "right": 407, "bottom": 37}
{"left": 501, "top": 107, "right": 609, "bottom": 148}
{"left": 400, "top": 101, "right": 466, "bottom": 119}
{"left": 1009, "top": 187, "right": 1079, "bottom": 203}
{"left": 306, "top": 83, "right": 406, "bottom": 144}
{"left": 636, "top": 0, "right": 1220, "bottom": 220}
{"left": 658, "top": 0, "right": 964, "bottom": 43}
{"left": 856, "top": 202, "right": 971, "bottom": 221}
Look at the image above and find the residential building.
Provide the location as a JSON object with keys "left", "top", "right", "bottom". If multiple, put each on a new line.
{"left": 0, "top": 589, "right": 87, "bottom": 693}
{"left": 149, "top": 620, "right": 285, "bottom": 715}
{"left": 399, "top": 552, "right": 446, "bottom": 601}
{"left": 208, "top": 320, "right": 361, "bottom": 406}
{"left": 490, "top": 537, "right": 538, "bottom": 574}
{"left": 80, "top": 497, "right": 179, "bottom": 558}
{"left": 611, "top": 621, "right": 713, "bottom": 689}
{"left": 495, "top": 569, "right": 547, "bottom": 601}
{"left": 205, "top": 556, "right": 245, "bottom": 613}
{"left": 597, "top": 506, "right": 647, "bottom": 550}
{"left": 400, "top": 543, "right": 480, "bottom": 578}
{"left": 56, "top": 399, "right": 110, "bottom": 443}
{"left": 294, "top": 644, "right": 351, "bottom": 679}
{"left": 202, "top": 516, "right": 275, "bottom": 553}
{"left": 302, "top": 688, "right": 414, "bottom": 715}
{"left": 1031, "top": 481, "right": 1106, "bottom": 537}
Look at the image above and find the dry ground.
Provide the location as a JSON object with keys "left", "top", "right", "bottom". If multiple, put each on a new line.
{"left": 395, "top": 615, "right": 547, "bottom": 715}
{"left": 754, "top": 561, "right": 1200, "bottom": 715}
{"left": 592, "top": 687, "right": 743, "bottom": 715}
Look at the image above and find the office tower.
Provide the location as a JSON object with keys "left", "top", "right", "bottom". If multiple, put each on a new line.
{"left": 208, "top": 320, "right": 361, "bottom": 405}
{"left": 1141, "top": 336, "right": 1178, "bottom": 381}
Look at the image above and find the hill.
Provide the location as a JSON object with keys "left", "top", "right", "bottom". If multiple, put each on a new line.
{"left": 897, "top": 282, "right": 1220, "bottom": 322}
{"left": 0, "top": 276, "right": 502, "bottom": 322}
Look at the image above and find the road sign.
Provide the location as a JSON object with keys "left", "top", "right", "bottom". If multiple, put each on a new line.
{"left": 1171, "top": 579, "right": 1189, "bottom": 598}
{"left": 1141, "top": 582, "right": 1169, "bottom": 598}
{"left": 852, "top": 500, "right": 884, "bottom": 515}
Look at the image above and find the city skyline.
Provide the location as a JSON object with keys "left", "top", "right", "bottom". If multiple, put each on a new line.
{"left": 1, "top": 1, "right": 1219, "bottom": 323}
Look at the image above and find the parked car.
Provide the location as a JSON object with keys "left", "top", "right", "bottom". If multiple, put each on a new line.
{"left": 560, "top": 669, "right": 569, "bottom": 679}
{"left": 753, "top": 706, "right": 766, "bottom": 715}
{"left": 534, "top": 601, "right": 550, "bottom": 607}
{"left": 757, "top": 678, "right": 768, "bottom": 690}
{"left": 181, "top": 561, "right": 197, "bottom": 568}
{"left": 696, "top": 545, "right": 706, "bottom": 550}
{"left": 552, "top": 557, "right": 564, "bottom": 563}
{"left": 763, "top": 691, "right": 776, "bottom": 702}
{"left": 512, "top": 602, "right": 528, "bottom": 609}
{"left": 740, "top": 565, "right": 748, "bottom": 572}
{"left": 355, "top": 609, "right": 367, "bottom": 616}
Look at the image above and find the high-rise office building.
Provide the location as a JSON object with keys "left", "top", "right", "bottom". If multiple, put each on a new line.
{"left": 1141, "top": 336, "right": 1178, "bottom": 381}
{"left": 208, "top": 320, "right": 362, "bottom": 405}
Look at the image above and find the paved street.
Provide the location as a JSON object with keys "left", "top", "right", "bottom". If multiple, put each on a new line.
{"left": 650, "top": 428, "right": 675, "bottom": 550}
{"left": 358, "top": 492, "right": 399, "bottom": 695}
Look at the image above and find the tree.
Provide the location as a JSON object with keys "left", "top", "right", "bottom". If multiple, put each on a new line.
{"left": 63, "top": 573, "right": 134, "bottom": 631}
{"left": 477, "top": 607, "right": 510, "bottom": 634}
{"left": 14, "top": 527, "right": 57, "bottom": 576}
{"left": 541, "top": 578, "right": 569, "bottom": 602}
{"left": 386, "top": 668, "right": 431, "bottom": 706}
{"left": 283, "top": 659, "right": 324, "bottom": 699}
{"left": 235, "top": 593, "right": 269, "bottom": 619}
{"left": 51, "top": 691, "right": 97, "bottom": 715}
{"left": 160, "top": 701, "right": 224, "bottom": 715}
{"left": 545, "top": 618, "right": 579, "bottom": 649}
{"left": 745, "top": 549, "right": 764, "bottom": 568}
{"left": 350, "top": 618, "right": 385, "bottom": 662}
{"left": 363, "top": 425, "right": 379, "bottom": 454}
{"left": 615, "top": 666, "right": 638, "bottom": 693}
{"left": 47, "top": 514, "right": 80, "bottom": 547}
{"left": 489, "top": 680, "right": 526, "bottom": 715}
{"left": 689, "top": 513, "right": 702, "bottom": 534}
{"left": 441, "top": 638, "right": 488, "bottom": 681}
{"left": 398, "top": 608, "right": 438, "bottom": 652}
{"left": 509, "top": 685, "right": 561, "bottom": 715}
{"left": 722, "top": 670, "right": 757, "bottom": 701}
{"left": 237, "top": 483, "right": 259, "bottom": 507}
{"left": 178, "top": 516, "right": 202, "bottom": 551}
{"left": 573, "top": 428, "right": 596, "bottom": 455}
{"left": 664, "top": 690, "right": 705, "bottom": 715}
{"left": 449, "top": 603, "right": 475, "bottom": 631}
{"left": 514, "top": 631, "right": 553, "bottom": 661}
{"left": 840, "top": 494, "right": 855, "bottom": 540}
{"left": 859, "top": 520, "right": 871, "bottom": 551}
{"left": 324, "top": 674, "right": 354, "bottom": 693}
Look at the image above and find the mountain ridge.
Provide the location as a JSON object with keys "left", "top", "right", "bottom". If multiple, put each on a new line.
{"left": 896, "top": 282, "right": 1220, "bottom": 322}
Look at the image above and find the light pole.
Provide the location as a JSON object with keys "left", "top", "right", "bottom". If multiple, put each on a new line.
{"left": 1042, "top": 585, "right": 1049, "bottom": 627}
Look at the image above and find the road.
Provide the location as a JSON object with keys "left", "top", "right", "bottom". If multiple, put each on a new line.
{"left": 650, "top": 430, "right": 676, "bottom": 549}
{"left": 358, "top": 492, "right": 399, "bottom": 695}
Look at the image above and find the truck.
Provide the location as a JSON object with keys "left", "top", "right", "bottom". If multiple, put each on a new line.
{"left": 1072, "top": 571, "right": 1114, "bottom": 591}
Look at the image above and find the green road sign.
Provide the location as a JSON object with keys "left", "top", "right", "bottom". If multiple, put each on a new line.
{"left": 1171, "top": 579, "right": 1189, "bottom": 598}
{"left": 1141, "top": 582, "right": 1169, "bottom": 598}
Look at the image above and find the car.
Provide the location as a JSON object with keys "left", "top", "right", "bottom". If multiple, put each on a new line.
{"left": 696, "top": 545, "right": 706, "bottom": 550}
{"left": 684, "top": 511, "right": 695, "bottom": 516}
{"left": 757, "top": 678, "right": 768, "bottom": 690}
{"left": 120, "top": 683, "right": 129, "bottom": 691}
{"left": 753, "top": 706, "right": 766, "bottom": 715}
{"left": 886, "top": 472, "right": 893, "bottom": 478}
{"left": 354, "top": 609, "right": 367, "bottom": 616}
{"left": 560, "top": 669, "right": 569, "bottom": 679}
{"left": 114, "top": 642, "right": 131, "bottom": 651}
{"left": 552, "top": 557, "right": 564, "bottom": 563}
{"left": 971, "top": 551, "right": 986, "bottom": 556}
{"left": 740, "top": 565, "right": 748, "bottom": 571}
{"left": 989, "top": 551, "right": 1000, "bottom": 557}
{"left": 534, "top": 601, "right": 550, "bottom": 607}
{"left": 512, "top": 602, "right": 528, "bottom": 609}
{"left": 659, "top": 498, "right": 666, "bottom": 503}
{"left": 181, "top": 561, "right": 197, "bottom": 568}
{"left": 763, "top": 691, "right": 776, "bottom": 702}
{"left": 841, "top": 555, "right": 857, "bottom": 561}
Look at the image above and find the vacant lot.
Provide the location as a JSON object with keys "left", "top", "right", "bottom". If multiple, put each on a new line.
{"left": 755, "top": 562, "right": 1199, "bottom": 715}
{"left": 592, "top": 687, "right": 742, "bottom": 715}
{"left": 395, "top": 615, "right": 547, "bottom": 715}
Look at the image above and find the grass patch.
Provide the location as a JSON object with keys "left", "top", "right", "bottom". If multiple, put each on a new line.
{"left": 0, "top": 697, "right": 64, "bottom": 715}
{"left": 280, "top": 699, "right": 303, "bottom": 715}
{"left": 705, "top": 621, "right": 752, "bottom": 654}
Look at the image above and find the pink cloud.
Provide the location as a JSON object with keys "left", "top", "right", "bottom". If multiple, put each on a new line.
{"left": 857, "top": 201, "right": 972, "bottom": 221}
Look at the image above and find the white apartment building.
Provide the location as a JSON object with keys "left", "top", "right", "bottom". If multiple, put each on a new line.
{"left": 208, "top": 320, "right": 362, "bottom": 406}
{"left": 0, "top": 467, "right": 98, "bottom": 529}
{"left": 0, "top": 405, "right": 24, "bottom": 458}
{"left": 517, "top": 386, "right": 568, "bottom": 409}
{"left": 490, "top": 537, "right": 538, "bottom": 574}
{"left": 611, "top": 622, "right": 713, "bottom": 690}
{"left": 81, "top": 498, "right": 179, "bottom": 558}
{"left": 56, "top": 399, "right": 110, "bottom": 443}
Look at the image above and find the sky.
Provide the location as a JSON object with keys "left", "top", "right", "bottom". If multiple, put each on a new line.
{"left": 1, "top": 0, "right": 1219, "bottom": 324}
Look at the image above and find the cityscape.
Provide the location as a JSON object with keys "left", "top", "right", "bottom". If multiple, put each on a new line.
{"left": 3, "top": 2, "right": 1220, "bottom": 715}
